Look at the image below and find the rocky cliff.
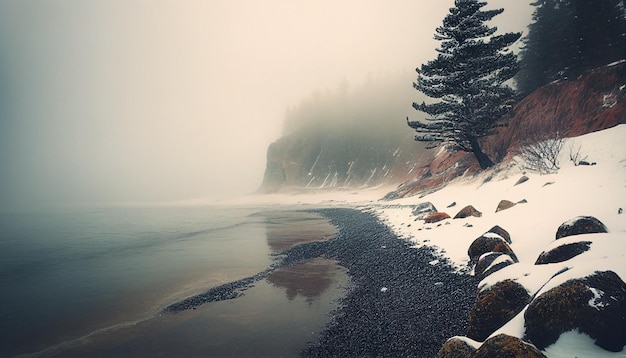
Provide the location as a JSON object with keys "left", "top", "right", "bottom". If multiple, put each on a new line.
{"left": 260, "top": 121, "right": 423, "bottom": 193}
{"left": 261, "top": 61, "right": 626, "bottom": 196}
{"left": 386, "top": 60, "right": 626, "bottom": 199}
{"left": 259, "top": 74, "right": 427, "bottom": 193}
{"left": 483, "top": 59, "right": 626, "bottom": 162}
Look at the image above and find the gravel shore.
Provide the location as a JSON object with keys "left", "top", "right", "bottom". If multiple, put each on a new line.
{"left": 166, "top": 207, "right": 479, "bottom": 357}
{"left": 299, "top": 208, "right": 479, "bottom": 357}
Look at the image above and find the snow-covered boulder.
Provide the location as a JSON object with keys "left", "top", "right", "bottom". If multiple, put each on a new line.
{"left": 466, "top": 280, "right": 530, "bottom": 342}
{"left": 411, "top": 202, "right": 437, "bottom": 220}
{"left": 485, "top": 225, "right": 511, "bottom": 244}
{"left": 453, "top": 205, "right": 482, "bottom": 219}
{"left": 534, "top": 240, "right": 592, "bottom": 264}
{"left": 474, "top": 252, "right": 516, "bottom": 278}
{"left": 473, "top": 334, "right": 545, "bottom": 358}
{"left": 524, "top": 270, "right": 626, "bottom": 352}
{"left": 555, "top": 215, "right": 608, "bottom": 240}
{"left": 468, "top": 232, "right": 518, "bottom": 265}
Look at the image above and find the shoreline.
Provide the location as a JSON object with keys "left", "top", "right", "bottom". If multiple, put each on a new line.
{"left": 26, "top": 205, "right": 478, "bottom": 358}
{"left": 165, "top": 206, "right": 478, "bottom": 356}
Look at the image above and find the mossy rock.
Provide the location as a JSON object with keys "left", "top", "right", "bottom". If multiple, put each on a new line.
{"left": 466, "top": 280, "right": 531, "bottom": 342}
{"left": 436, "top": 337, "right": 475, "bottom": 358}
{"left": 473, "top": 334, "right": 545, "bottom": 357}
{"left": 524, "top": 270, "right": 626, "bottom": 352}
{"left": 468, "top": 235, "right": 518, "bottom": 265}
{"left": 555, "top": 216, "right": 608, "bottom": 240}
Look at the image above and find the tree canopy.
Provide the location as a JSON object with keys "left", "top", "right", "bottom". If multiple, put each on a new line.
{"left": 516, "top": 0, "right": 626, "bottom": 96}
{"left": 407, "top": 0, "right": 520, "bottom": 169}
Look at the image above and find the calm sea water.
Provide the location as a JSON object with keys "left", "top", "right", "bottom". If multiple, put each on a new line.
{"left": 0, "top": 205, "right": 346, "bottom": 357}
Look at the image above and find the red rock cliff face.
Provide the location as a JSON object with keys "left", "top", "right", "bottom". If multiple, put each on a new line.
{"left": 386, "top": 60, "right": 626, "bottom": 199}
{"left": 483, "top": 60, "right": 626, "bottom": 162}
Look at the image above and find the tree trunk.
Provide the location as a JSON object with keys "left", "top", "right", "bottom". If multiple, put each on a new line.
{"left": 469, "top": 137, "right": 494, "bottom": 169}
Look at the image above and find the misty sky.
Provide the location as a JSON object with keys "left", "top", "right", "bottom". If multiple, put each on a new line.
{"left": 0, "top": 0, "right": 532, "bottom": 209}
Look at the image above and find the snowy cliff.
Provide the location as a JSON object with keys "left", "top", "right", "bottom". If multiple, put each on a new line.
{"left": 259, "top": 74, "right": 427, "bottom": 193}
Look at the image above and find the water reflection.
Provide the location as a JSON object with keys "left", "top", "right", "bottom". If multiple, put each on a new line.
{"left": 263, "top": 211, "right": 337, "bottom": 253}
{"left": 267, "top": 258, "right": 341, "bottom": 302}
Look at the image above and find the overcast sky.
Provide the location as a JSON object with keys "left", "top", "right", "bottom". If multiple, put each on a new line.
{"left": 0, "top": 0, "right": 533, "bottom": 209}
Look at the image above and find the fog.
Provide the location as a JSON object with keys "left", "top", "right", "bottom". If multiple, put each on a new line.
{"left": 0, "top": 1, "right": 532, "bottom": 209}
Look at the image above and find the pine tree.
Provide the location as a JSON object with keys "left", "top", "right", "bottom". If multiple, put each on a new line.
{"left": 517, "top": 0, "right": 626, "bottom": 96}
{"left": 407, "top": 0, "right": 520, "bottom": 169}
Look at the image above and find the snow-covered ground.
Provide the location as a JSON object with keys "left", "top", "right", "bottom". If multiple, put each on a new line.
{"left": 226, "top": 125, "right": 625, "bottom": 356}
{"left": 371, "top": 124, "right": 626, "bottom": 357}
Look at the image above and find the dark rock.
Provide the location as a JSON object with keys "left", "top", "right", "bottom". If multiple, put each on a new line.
{"left": 555, "top": 216, "right": 608, "bottom": 240}
{"left": 468, "top": 234, "right": 518, "bottom": 265}
{"left": 517, "top": 199, "right": 528, "bottom": 204}
{"left": 542, "top": 181, "right": 555, "bottom": 187}
{"left": 466, "top": 280, "right": 531, "bottom": 342}
{"left": 424, "top": 212, "right": 451, "bottom": 224}
{"left": 436, "top": 337, "right": 475, "bottom": 358}
{"left": 412, "top": 202, "right": 438, "bottom": 220}
{"left": 486, "top": 225, "right": 512, "bottom": 244}
{"left": 447, "top": 201, "right": 457, "bottom": 208}
{"left": 495, "top": 200, "right": 517, "bottom": 212}
{"left": 453, "top": 205, "right": 482, "bottom": 219}
{"left": 524, "top": 270, "right": 626, "bottom": 352}
{"left": 514, "top": 175, "right": 529, "bottom": 186}
{"left": 578, "top": 160, "right": 596, "bottom": 166}
{"left": 474, "top": 252, "right": 515, "bottom": 277}
{"left": 473, "top": 334, "right": 546, "bottom": 358}
{"left": 535, "top": 241, "right": 592, "bottom": 264}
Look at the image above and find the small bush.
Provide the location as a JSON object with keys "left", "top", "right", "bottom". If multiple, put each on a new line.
{"left": 518, "top": 133, "right": 565, "bottom": 174}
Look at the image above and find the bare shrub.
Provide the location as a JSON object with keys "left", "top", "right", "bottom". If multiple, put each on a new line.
{"left": 568, "top": 141, "right": 588, "bottom": 166}
{"left": 518, "top": 130, "right": 565, "bottom": 174}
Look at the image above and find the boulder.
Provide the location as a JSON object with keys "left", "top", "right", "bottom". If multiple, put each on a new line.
{"left": 534, "top": 241, "right": 592, "bottom": 265}
{"left": 486, "top": 225, "right": 511, "bottom": 244}
{"left": 473, "top": 334, "right": 546, "bottom": 358}
{"left": 524, "top": 270, "right": 626, "bottom": 352}
{"left": 412, "top": 202, "right": 438, "bottom": 220}
{"left": 468, "top": 234, "right": 518, "bottom": 265}
{"left": 424, "top": 212, "right": 451, "bottom": 224}
{"left": 555, "top": 216, "right": 608, "bottom": 239}
{"left": 514, "top": 175, "right": 529, "bottom": 186}
{"left": 453, "top": 205, "right": 482, "bottom": 219}
{"left": 466, "top": 280, "right": 531, "bottom": 342}
{"left": 436, "top": 337, "right": 475, "bottom": 358}
{"left": 474, "top": 252, "right": 516, "bottom": 278}
{"left": 495, "top": 200, "right": 516, "bottom": 212}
